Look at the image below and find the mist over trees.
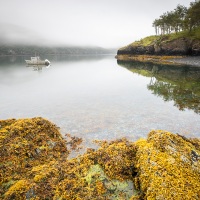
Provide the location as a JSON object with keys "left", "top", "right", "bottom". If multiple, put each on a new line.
{"left": 152, "top": 0, "right": 200, "bottom": 35}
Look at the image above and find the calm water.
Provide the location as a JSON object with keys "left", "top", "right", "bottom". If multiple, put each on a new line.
{"left": 0, "top": 55, "right": 200, "bottom": 147}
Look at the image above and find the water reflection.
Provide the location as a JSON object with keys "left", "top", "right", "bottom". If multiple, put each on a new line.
{"left": 0, "top": 56, "right": 25, "bottom": 66}
{"left": 117, "top": 60, "right": 200, "bottom": 114}
{"left": 26, "top": 64, "right": 50, "bottom": 72}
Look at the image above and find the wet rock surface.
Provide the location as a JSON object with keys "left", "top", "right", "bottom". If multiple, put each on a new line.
{"left": 168, "top": 56, "right": 200, "bottom": 66}
{"left": 0, "top": 117, "right": 200, "bottom": 199}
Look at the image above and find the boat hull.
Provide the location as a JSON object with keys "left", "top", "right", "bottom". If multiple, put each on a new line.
{"left": 25, "top": 60, "right": 50, "bottom": 65}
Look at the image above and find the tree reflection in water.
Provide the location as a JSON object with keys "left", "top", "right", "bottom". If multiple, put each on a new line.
{"left": 117, "top": 60, "right": 200, "bottom": 114}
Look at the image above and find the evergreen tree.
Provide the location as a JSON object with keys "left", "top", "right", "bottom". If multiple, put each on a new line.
{"left": 152, "top": 1, "right": 200, "bottom": 35}
{"left": 185, "top": 1, "right": 200, "bottom": 31}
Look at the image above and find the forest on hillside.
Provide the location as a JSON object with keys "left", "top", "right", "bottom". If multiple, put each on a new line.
{"left": 0, "top": 45, "right": 115, "bottom": 56}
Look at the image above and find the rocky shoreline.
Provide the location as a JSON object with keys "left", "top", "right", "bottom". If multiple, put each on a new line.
{"left": 116, "top": 34, "right": 200, "bottom": 67}
{"left": 168, "top": 56, "right": 200, "bottom": 66}
{"left": 116, "top": 54, "right": 200, "bottom": 67}
{"left": 1, "top": 117, "right": 200, "bottom": 199}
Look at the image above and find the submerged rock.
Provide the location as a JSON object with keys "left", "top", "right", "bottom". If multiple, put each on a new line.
{"left": 0, "top": 117, "right": 200, "bottom": 199}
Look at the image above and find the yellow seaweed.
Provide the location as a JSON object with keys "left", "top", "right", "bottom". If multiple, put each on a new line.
{"left": 1, "top": 118, "right": 200, "bottom": 199}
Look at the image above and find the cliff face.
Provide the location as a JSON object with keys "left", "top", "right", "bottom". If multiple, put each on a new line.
{"left": 117, "top": 37, "right": 200, "bottom": 56}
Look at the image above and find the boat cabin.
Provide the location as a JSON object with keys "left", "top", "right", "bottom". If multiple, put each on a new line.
{"left": 31, "top": 57, "right": 41, "bottom": 61}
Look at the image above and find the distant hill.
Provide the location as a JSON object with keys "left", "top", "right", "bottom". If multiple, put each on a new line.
{"left": 0, "top": 45, "right": 116, "bottom": 56}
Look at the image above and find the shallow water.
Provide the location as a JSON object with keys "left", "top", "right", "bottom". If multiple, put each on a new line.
{"left": 0, "top": 55, "right": 200, "bottom": 147}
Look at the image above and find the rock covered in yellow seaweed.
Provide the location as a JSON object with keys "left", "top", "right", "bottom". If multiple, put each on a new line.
{"left": 134, "top": 130, "right": 200, "bottom": 199}
{"left": 95, "top": 138, "right": 136, "bottom": 181}
{"left": 0, "top": 117, "right": 69, "bottom": 199}
{"left": 1, "top": 117, "right": 200, "bottom": 199}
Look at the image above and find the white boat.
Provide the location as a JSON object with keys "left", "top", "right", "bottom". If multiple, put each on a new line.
{"left": 25, "top": 56, "right": 50, "bottom": 65}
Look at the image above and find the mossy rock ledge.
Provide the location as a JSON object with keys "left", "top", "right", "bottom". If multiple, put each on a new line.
{"left": 1, "top": 117, "right": 200, "bottom": 199}
{"left": 117, "top": 37, "right": 200, "bottom": 56}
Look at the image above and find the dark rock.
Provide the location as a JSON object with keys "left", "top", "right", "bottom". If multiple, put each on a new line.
{"left": 25, "top": 188, "right": 35, "bottom": 200}
{"left": 158, "top": 38, "right": 189, "bottom": 55}
{"left": 191, "top": 40, "right": 200, "bottom": 55}
{"left": 117, "top": 45, "right": 155, "bottom": 55}
{"left": 191, "top": 150, "right": 200, "bottom": 162}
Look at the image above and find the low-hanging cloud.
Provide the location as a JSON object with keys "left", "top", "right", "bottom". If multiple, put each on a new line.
{"left": 0, "top": 0, "right": 192, "bottom": 48}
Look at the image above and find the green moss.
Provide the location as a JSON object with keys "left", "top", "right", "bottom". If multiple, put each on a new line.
{"left": 126, "top": 27, "right": 200, "bottom": 49}
{"left": 85, "top": 164, "right": 135, "bottom": 199}
{"left": 132, "top": 35, "right": 159, "bottom": 46}
{"left": 167, "top": 27, "right": 200, "bottom": 40}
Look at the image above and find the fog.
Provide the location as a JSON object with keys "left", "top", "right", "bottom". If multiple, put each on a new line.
{"left": 0, "top": 0, "right": 192, "bottom": 48}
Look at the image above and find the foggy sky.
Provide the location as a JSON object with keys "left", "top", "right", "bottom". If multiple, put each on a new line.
{"left": 0, "top": 0, "right": 192, "bottom": 48}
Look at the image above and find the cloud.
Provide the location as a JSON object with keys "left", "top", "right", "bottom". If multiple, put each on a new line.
{"left": 0, "top": 23, "right": 49, "bottom": 46}
{"left": 0, "top": 0, "right": 192, "bottom": 48}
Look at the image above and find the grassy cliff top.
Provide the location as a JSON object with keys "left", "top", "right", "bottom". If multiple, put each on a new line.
{"left": 125, "top": 27, "right": 200, "bottom": 48}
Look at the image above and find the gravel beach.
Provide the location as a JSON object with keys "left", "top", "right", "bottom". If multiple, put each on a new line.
{"left": 169, "top": 56, "right": 200, "bottom": 67}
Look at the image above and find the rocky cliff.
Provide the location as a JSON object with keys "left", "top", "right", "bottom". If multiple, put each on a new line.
{"left": 117, "top": 36, "right": 200, "bottom": 56}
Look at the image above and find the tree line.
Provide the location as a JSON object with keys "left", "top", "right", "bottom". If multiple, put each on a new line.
{"left": 152, "top": 0, "right": 200, "bottom": 35}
